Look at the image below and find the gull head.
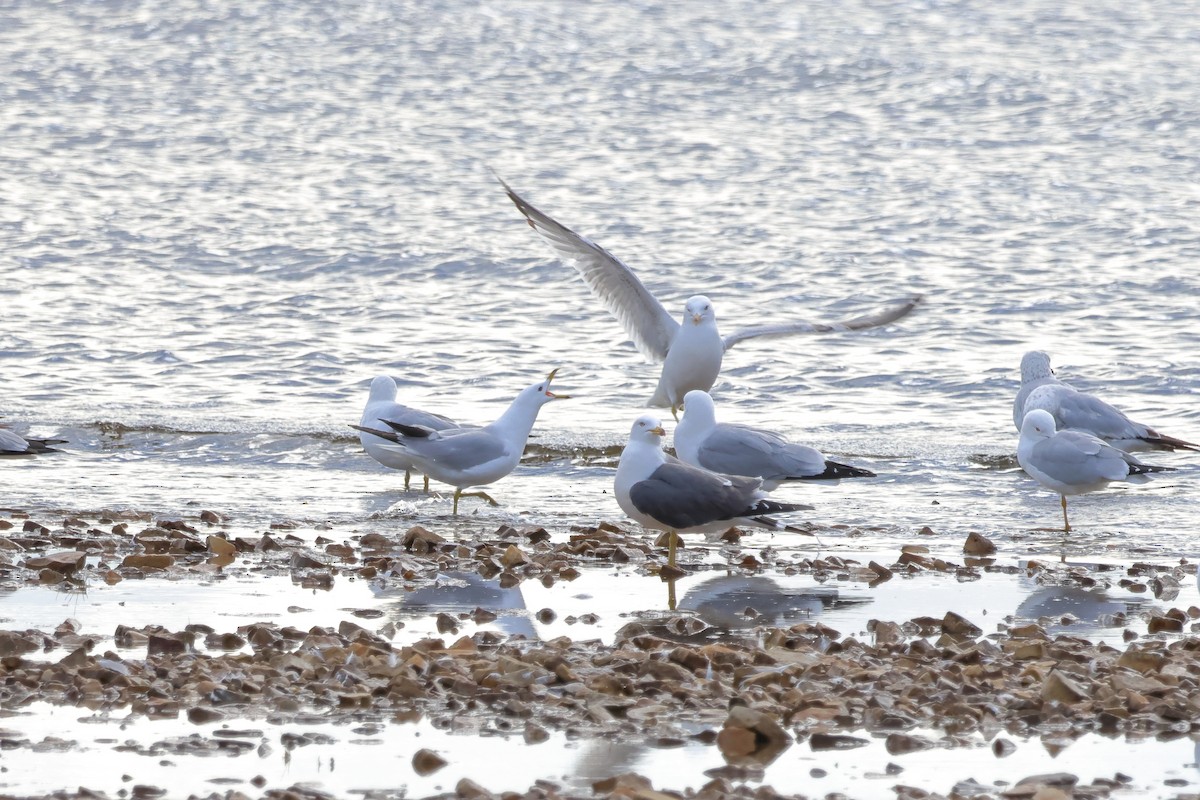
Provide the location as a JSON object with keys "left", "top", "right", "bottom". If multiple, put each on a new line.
{"left": 680, "top": 390, "right": 717, "bottom": 427}
{"left": 1020, "top": 351, "right": 1054, "bottom": 383}
{"left": 518, "top": 368, "right": 571, "bottom": 406}
{"left": 684, "top": 295, "right": 715, "bottom": 327}
{"left": 628, "top": 415, "right": 666, "bottom": 445}
{"left": 367, "top": 375, "right": 398, "bottom": 403}
{"left": 1021, "top": 408, "right": 1057, "bottom": 440}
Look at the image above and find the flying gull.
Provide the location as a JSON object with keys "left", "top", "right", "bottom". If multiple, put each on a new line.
{"left": 499, "top": 175, "right": 922, "bottom": 419}
{"left": 1014, "top": 351, "right": 1197, "bottom": 452}
{"left": 614, "top": 414, "right": 813, "bottom": 567}
{"left": 353, "top": 369, "right": 569, "bottom": 514}
{"left": 1017, "top": 408, "right": 1175, "bottom": 532}
{"left": 674, "top": 390, "right": 875, "bottom": 489}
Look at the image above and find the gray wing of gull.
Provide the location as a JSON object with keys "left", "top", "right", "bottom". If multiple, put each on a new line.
{"left": 390, "top": 426, "right": 511, "bottom": 471}
{"left": 1030, "top": 432, "right": 1132, "bottom": 486}
{"left": 498, "top": 175, "right": 679, "bottom": 363}
{"left": 1025, "top": 385, "right": 1148, "bottom": 442}
{"left": 389, "top": 405, "right": 459, "bottom": 431}
{"left": 628, "top": 459, "right": 765, "bottom": 529}
{"left": 697, "top": 424, "right": 826, "bottom": 479}
{"left": 722, "top": 294, "right": 923, "bottom": 351}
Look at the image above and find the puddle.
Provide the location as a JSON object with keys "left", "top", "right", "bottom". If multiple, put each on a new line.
{"left": 1, "top": 706, "right": 1198, "bottom": 798}
{"left": 2, "top": 510, "right": 1200, "bottom": 798}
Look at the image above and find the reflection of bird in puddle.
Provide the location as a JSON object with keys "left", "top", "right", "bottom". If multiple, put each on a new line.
{"left": 659, "top": 574, "right": 869, "bottom": 635}
{"left": 371, "top": 572, "right": 537, "bottom": 638}
{"left": 1014, "top": 570, "right": 1150, "bottom": 636}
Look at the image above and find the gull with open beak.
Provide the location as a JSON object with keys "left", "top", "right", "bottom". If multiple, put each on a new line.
{"left": 353, "top": 369, "right": 570, "bottom": 514}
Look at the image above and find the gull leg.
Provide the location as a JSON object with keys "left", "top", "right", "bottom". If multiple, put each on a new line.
{"left": 423, "top": 475, "right": 430, "bottom": 493}
{"left": 453, "top": 489, "right": 499, "bottom": 514}
{"left": 666, "top": 577, "right": 677, "bottom": 611}
{"left": 670, "top": 405, "right": 680, "bottom": 422}
{"left": 1061, "top": 495, "right": 1071, "bottom": 533}
{"left": 404, "top": 469, "right": 412, "bottom": 491}
{"left": 667, "top": 531, "right": 678, "bottom": 567}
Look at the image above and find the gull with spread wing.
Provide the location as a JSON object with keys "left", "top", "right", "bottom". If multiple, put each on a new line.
{"left": 499, "top": 176, "right": 922, "bottom": 419}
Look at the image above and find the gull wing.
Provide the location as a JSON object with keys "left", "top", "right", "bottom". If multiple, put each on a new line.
{"left": 698, "top": 424, "right": 822, "bottom": 479}
{"left": 498, "top": 175, "right": 679, "bottom": 363}
{"left": 1033, "top": 432, "right": 1132, "bottom": 484}
{"left": 628, "top": 460, "right": 764, "bottom": 529}
{"left": 1028, "top": 385, "right": 1146, "bottom": 443}
{"left": 722, "top": 294, "right": 923, "bottom": 352}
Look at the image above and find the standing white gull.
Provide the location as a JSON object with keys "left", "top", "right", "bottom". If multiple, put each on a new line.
{"left": 1017, "top": 408, "right": 1175, "bottom": 532}
{"left": 498, "top": 176, "right": 922, "bottom": 419}
{"left": 614, "top": 415, "right": 814, "bottom": 568}
{"left": 353, "top": 369, "right": 569, "bottom": 515}
{"left": 674, "top": 390, "right": 875, "bottom": 490}
{"left": 357, "top": 375, "right": 463, "bottom": 491}
{"left": 1013, "top": 351, "right": 1197, "bottom": 452}
{"left": 0, "top": 427, "right": 67, "bottom": 456}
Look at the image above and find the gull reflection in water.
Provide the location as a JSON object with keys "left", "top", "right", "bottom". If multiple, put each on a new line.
{"left": 371, "top": 571, "right": 537, "bottom": 639}
{"left": 657, "top": 574, "right": 871, "bottom": 639}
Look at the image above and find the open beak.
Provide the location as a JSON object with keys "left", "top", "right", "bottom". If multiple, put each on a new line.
{"left": 545, "top": 368, "right": 571, "bottom": 399}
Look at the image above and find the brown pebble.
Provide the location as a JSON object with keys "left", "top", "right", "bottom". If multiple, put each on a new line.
{"left": 121, "top": 554, "right": 175, "bottom": 570}
{"left": 963, "top": 531, "right": 996, "bottom": 555}
{"left": 186, "top": 707, "right": 225, "bottom": 724}
{"left": 412, "top": 748, "right": 447, "bottom": 775}
{"left": 500, "top": 544, "right": 529, "bottom": 568}
{"left": 25, "top": 551, "right": 86, "bottom": 574}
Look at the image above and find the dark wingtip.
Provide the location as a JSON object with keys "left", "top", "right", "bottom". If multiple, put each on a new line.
{"left": 350, "top": 424, "right": 399, "bottom": 443}
{"left": 381, "top": 419, "right": 433, "bottom": 438}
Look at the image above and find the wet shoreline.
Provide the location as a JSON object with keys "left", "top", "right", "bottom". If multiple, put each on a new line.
{"left": 2, "top": 507, "right": 1199, "bottom": 799}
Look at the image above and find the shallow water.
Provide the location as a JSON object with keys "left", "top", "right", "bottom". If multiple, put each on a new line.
{"left": 3, "top": 0, "right": 1200, "bottom": 796}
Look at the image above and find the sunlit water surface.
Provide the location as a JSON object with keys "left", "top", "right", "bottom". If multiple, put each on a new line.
{"left": 3, "top": 0, "right": 1200, "bottom": 795}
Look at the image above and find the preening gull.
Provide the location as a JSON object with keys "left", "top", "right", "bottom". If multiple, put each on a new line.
{"left": 614, "top": 415, "right": 814, "bottom": 567}
{"left": 1017, "top": 408, "right": 1175, "bottom": 532}
{"left": 0, "top": 427, "right": 66, "bottom": 456}
{"left": 353, "top": 369, "right": 569, "bottom": 514}
{"left": 674, "top": 390, "right": 875, "bottom": 490}
{"left": 1014, "top": 351, "right": 1197, "bottom": 452}
{"left": 357, "top": 375, "right": 463, "bottom": 491}
{"left": 499, "top": 176, "right": 922, "bottom": 419}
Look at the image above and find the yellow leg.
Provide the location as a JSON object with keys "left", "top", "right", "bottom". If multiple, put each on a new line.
{"left": 670, "top": 405, "right": 680, "bottom": 422}
{"left": 452, "top": 488, "right": 499, "bottom": 515}
{"left": 404, "top": 469, "right": 412, "bottom": 491}
{"left": 423, "top": 474, "right": 430, "bottom": 493}
{"left": 1061, "top": 495, "right": 1071, "bottom": 532}
{"left": 667, "top": 531, "right": 678, "bottom": 567}
{"left": 666, "top": 577, "right": 677, "bottom": 611}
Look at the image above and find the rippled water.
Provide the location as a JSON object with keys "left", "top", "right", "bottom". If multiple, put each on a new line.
{"left": 3, "top": 0, "right": 1200, "bottom": 795}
